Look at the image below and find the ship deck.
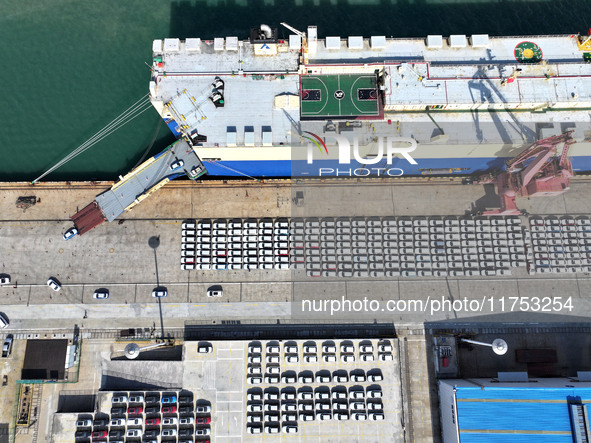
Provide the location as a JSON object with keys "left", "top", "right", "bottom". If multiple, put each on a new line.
{"left": 151, "top": 30, "right": 591, "bottom": 156}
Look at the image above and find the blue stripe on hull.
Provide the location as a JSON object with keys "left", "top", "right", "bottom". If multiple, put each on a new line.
{"left": 202, "top": 156, "right": 591, "bottom": 178}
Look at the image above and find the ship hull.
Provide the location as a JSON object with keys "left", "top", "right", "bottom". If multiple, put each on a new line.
{"left": 200, "top": 156, "right": 591, "bottom": 178}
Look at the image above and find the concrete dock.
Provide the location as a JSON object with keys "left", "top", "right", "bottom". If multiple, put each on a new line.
{"left": 2, "top": 176, "right": 591, "bottom": 443}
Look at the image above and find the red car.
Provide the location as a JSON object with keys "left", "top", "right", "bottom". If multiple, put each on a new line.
{"left": 196, "top": 416, "right": 211, "bottom": 425}
{"left": 128, "top": 406, "right": 143, "bottom": 415}
{"left": 145, "top": 417, "right": 161, "bottom": 426}
{"left": 162, "top": 405, "right": 177, "bottom": 414}
{"left": 91, "top": 430, "right": 107, "bottom": 438}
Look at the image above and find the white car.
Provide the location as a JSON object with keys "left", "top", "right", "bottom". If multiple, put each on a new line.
{"left": 264, "top": 391, "right": 279, "bottom": 401}
{"left": 0, "top": 275, "right": 10, "bottom": 285}
{"left": 63, "top": 227, "right": 78, "bottom": 240}
{"left": 170, "top": 159, "right": 184, "bottom": 170}
{"left": 367, "top": 389, "right": 383, "bottom": 398}
{"left": 247, "top": 403, "right": 263, "bottom": 413}
{"left": 93, "top": 289, "right": 109, "bottom": 299}
{"left": 282, "top": 374, "right": 297, "bottom": 383}
{"left": 151, "top": 287, "right": 167, "bottom": 298}
{"left": 195, "top": 427, "right": 211, "bottom": 435}
{"left": 247, "top": 425, "right": 262, "bottom": 434}
{"left": 248, "top": 355, "right": 262, "bottom": 364}
{"left": 281, "top": 391, "right": 297, "bottom": 401}
{"left": 247, "top": 366, "right": 262, "bottom": 376}
{"left": 0, "top": 312, "right": 10, "bottom": 329}
{"left": 247, "top": 414, "right": 262, "bottom": 423}
{"left": 207, "top": 288, "right": 223, "bottom": 297}
{"left": 298, "top": 391, "right": 313, "bottom": 401}
{"left": 47, "top": 277, "right": 61, "bottom": 291}
{"left": 282, "top": 403, "right": 298, "bottom": 412}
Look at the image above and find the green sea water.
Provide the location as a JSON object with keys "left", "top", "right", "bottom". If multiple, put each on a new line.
{"left": 0, "top": 0, "right": 589, "bottom": 181}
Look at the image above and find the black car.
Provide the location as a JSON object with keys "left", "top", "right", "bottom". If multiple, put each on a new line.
{"left": 178, "top": 405, "right": 193, "bottom": 414}
{"left": 144, "top": 429, "right": 159, "bottom": 438}
{"left": 145, "top": 405, "right": 160, "bottom": 414}
{"left": 109, "top": 430, "right": 124, "bottom": 438}
{"left": 110, "top": 407, "right": 126, "bottom": 415}
{"left": 179, "top": 428, "right": 193, "bottom": 437}
{"left": 179, "top": 396, "right": 193, "bottom": 404}
{"left": 92, "top": 419, "right": 108, "bottom": 427}
{"left": 145, "top": 395, "right": 159, "bottom": 403}
{"left": 74, "top": 431, "right": 90, "bottom": 438}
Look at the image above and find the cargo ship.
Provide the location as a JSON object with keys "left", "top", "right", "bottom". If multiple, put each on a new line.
{"left": 69, "top": 25, "right": 591, "bottom": 234}
{"left": 149, "top": 24, "right": 591, "bottom": 178}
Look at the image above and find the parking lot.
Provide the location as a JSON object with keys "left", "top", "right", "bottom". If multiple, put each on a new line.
{"left": 530, "top": 216, "right": 591, "bottom": 273}
{"left": 179, "top": 215, "right": 533, "bottom": 278}
{"left": 218, "top": 338, "right": 400, "bottom": 441}
{"left": 187, "top": 338, "right": 401, "bottom": 442}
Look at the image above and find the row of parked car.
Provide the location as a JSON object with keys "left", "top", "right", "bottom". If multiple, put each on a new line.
{"left": 181, "top": 218, "right": 292, "bottom": 271}
{"left": 248, "top": 368, "right": 384, "bottom": 386}
{"left": 248, "top": 341, "right": 393, "bottom": 363}
{"left": 245, "top": 385, "right": 385, "bottom": 433}
{"left": 529, "top": 216, "right": 591, "bottom": 273}
{"left": 296, "top": 221, "right": 529, "bottom": 278}
{"left": 74, "top": 392, "right": 212, "bottom": 441}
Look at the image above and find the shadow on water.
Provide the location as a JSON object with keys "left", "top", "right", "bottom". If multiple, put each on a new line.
{"left": 170, "top": 0, "right": 591, "bottom": 39}
{"left": 7, "top": 0, "right": 588, "bottom": 182}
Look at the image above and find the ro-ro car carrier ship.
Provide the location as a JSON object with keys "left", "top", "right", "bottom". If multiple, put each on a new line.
{"left": 69, "top": 24, "right": 591, "bottom": 233}
{"left": 149, "top": 24, "right": 591, "bottom": 178}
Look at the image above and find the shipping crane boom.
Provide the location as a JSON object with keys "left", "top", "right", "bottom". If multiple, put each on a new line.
{"left": 478, "top": 131, "right": 575, "bottom": 215}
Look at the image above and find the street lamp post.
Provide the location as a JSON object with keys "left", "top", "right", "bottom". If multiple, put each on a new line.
{"left": 460, "top": 338, "right": 508, "bottom": 355}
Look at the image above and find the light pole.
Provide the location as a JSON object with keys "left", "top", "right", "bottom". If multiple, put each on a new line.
{"left": 149, "top": 236, "right": 165, "bottom": 339}
{"left": 461, "top": 338, "right": 508, "bottom": 355}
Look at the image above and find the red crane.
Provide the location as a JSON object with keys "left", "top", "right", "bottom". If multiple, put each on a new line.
{"left": 479, "top": 131, "right": 575, "bottom": 215}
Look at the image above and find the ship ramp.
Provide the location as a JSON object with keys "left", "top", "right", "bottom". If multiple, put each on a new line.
{"left": 71, "top": 139, "right": 206, "bottom": 234}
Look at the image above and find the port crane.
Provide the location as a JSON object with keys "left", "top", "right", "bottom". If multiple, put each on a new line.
{"left": 477, "top": 131, "right": 575, "bottom": 215}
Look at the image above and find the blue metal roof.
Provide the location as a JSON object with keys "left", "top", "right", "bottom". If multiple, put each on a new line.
{"left": 455, "top": 386, "right": 591, "bottom": 442}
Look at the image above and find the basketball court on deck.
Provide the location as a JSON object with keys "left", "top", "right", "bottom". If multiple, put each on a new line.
{"left": 300, "top": 74, "right": 382, "bottom": 119}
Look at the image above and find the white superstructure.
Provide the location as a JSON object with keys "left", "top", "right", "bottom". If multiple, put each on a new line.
{"left": 148, "top": 25, "right": 591, "bottom": 178}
